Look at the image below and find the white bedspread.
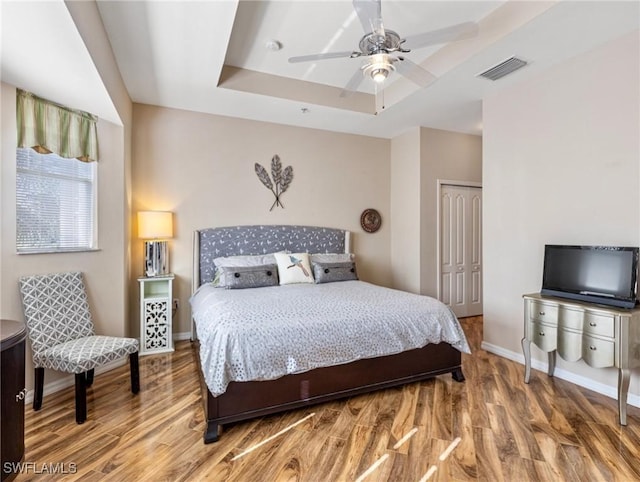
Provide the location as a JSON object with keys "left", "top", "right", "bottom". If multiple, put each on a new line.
{"left": 190, "top": 280, "right": 471, "bottom": 397}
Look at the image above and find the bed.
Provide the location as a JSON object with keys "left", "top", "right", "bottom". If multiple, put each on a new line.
{"left": 190, "top": 225, "right": 469, "bottom": 443}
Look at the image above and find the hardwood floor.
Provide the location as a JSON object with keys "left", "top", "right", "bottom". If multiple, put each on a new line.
{"left": 15, "top": 317, "right": 640, "bottom": 481}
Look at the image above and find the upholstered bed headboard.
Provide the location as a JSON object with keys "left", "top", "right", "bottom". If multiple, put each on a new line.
{"left": 192, "top": 225, "right": 350, "bottom": 288}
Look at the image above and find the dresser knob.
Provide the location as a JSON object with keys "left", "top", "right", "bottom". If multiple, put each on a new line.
{"left": 15, "top": 388, "right": 27, "bottom": 402}
{"left": 539, "top": 332, "right": 545, "bottom": 336}
{"left": 539, "top": 311, "right": 545, "bottom": 316}
{"left": 589, "top": 322, "right": 597, "bottom": 327}
{"left": 589, "top": 345, "right": 597, "bottom": 351}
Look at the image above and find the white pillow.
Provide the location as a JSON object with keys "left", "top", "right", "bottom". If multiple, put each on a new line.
{"left": 274, "top": 252, "right": 314, "bottom": 285}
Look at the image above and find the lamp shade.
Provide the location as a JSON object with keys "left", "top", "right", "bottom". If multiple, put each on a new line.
{"left": 138, "top": 211, "right": 173, "bottom": 239}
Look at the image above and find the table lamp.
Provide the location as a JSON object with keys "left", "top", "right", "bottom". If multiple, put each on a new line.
{"left": 138, "top": 211, "right": 173, "bottom": 277}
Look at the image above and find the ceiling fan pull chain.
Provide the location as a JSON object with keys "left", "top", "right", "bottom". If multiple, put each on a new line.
{"left": 374, "top": 83, "right": 385, "bottom": 115}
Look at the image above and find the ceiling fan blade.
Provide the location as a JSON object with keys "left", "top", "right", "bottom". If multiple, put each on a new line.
{"left": 339, "top": 67, "right": 365, "bottom": 98}
{"left": 288, "top": 51, "right": 356, "bottom": 63}
{"left": 353, "top": 0, "right": 385, "bottom": 36}
{"left": 403, "top": 22, "right": 478, "bottom": 50}
{"left": 395, "top": 57, "right": 437, "bottom": 88}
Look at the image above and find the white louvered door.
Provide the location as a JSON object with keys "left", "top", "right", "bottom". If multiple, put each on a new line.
{"left": 440, "top": 184, "right": 482, "bottom": 318}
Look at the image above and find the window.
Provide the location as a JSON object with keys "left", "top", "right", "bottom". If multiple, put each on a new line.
{"left": 16, "top": 147, "right": 97, "bottom": 253}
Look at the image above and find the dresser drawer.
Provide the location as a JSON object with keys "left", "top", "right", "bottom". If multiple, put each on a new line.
{"left": 529, "top": 321, "right": 557, "bottom": 352}
{"left": 529, "top": 301, "right": 558, "bottom": 326}
{"left": 557, "top": 306, "right": 584, "bottom": 331}
{"left": 582, "top": 336, "right": 615, "bottom": 368}
{"left": 557, "top": 329, "right": 582, "bottom": 362}
{"left": 583, "top": 313, "right": 615, "bottom": 338}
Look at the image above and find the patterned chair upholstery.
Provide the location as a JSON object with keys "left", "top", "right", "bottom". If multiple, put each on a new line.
{"left": 19, "top": 272, "right": 139, "bottom": 424}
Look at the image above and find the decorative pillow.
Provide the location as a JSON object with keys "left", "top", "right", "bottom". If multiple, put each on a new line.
{"left": 213, "top": 252, "right": 284, "bottom": 287}
{"left": 310, "top": 253, "right": 355, "bottom": 264}
{"left": 220, "top": 264, "right": 279, "bottom": 289}
{"left": 274, "top": 252, "right": 314, "bottom": 285}
{"left": 312, "top": 261, "right": 358, "bottom": 284}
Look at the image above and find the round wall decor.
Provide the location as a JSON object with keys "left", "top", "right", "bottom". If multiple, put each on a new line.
{"left": 360, "top": 208, "right": 382, "bottom": 233}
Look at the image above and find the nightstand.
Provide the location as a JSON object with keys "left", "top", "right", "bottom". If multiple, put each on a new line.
{"left": 138, "top": 274, "right": 174, "bottom": 355}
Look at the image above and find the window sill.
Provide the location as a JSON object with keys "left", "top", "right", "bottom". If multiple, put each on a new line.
{"left": 17, "top": 248, "right": 101, "bottom": 255}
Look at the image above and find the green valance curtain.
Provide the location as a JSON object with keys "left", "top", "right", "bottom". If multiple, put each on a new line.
{"left": 16, "top": 89, "right": 99, "bottom": 162}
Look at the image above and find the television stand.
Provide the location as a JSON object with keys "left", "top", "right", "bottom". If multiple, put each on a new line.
{"left": 522, "top": 293, "right": 640, "bottom": 425}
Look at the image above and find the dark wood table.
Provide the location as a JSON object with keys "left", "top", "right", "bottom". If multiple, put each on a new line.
{"left": 1, "top": 319, "right": 27, "bottom": 482}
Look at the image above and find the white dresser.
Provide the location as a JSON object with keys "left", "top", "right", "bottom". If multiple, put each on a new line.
{"left": 522, "top": 293, "right": 640, "bottom": 425}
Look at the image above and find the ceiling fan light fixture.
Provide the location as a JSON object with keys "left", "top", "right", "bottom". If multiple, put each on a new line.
{"left": 363, "top": 53, "right": 395, "bottom": 84}
{"left": 371, "top": 68, "right": 389, "bottom": 83}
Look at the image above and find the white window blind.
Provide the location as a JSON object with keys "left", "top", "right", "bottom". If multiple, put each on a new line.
{"left": 16, "top": 148, "right": 97, "bottom": 253}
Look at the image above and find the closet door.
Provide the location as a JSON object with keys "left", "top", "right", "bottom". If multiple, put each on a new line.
{"left": 440, "top": 185, "right": 482, "bottom": 317}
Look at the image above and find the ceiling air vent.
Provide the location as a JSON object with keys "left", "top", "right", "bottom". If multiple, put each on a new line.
{"left": 478, "top": 57, "right": 528, "bottom": 81}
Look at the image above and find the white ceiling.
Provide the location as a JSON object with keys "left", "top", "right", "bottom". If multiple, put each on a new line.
{"left": 2, "top": 1, "right": 639, "bottom": 139}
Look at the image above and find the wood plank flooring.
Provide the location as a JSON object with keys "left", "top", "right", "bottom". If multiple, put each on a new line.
{"left": 14, "top": 317, "right": 640, "bottom": 481}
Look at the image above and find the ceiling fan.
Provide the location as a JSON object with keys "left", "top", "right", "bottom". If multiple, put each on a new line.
{"left": 288, "top": 0, "right": 478, "bottom": 97}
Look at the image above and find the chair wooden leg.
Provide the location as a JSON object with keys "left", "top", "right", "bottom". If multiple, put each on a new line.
{"left": 85, "top": 369, "right": 95, "bottom": 387}
{"left": 130, "top": 352, "right": 140, "bottom": 394}
{"left": 75, "top": 373, "right": 87, "bottom": 424}
{"left": 33, "top": 367, "right": 44, "bottom": 411}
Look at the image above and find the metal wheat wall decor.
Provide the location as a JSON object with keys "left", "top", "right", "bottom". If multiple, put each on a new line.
{"left": 255, "top": 154, "right": 294, "bottom": 211}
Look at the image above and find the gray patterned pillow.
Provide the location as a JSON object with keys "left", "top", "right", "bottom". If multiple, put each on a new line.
{"left": 312, "top": 261, "right": 358, "bottom": 284}
{"left": 310, "top": 253, "right": 354, "bottom": 264}
{"left": 214, "top": 252, "right": 283, "bottom": 286}
{"left": 220, "top": 264, "right": 279, "bottom": 289}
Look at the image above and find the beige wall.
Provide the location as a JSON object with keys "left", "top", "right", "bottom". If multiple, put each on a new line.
{"left": 131, "top": 103, "right": 391, "bottom": 336}
{"left": 389, "top": 127, "right": 482, "bottom": 296}
{"left": 419, "top": 128, "right": 482, "bottom": 298}
{"left": 390, "top": 128, "right": 421, "bottom": 293}
{"left": 65, "top": 0, "right": 135, "bottom": 335}
{"left": 483, "top": 31, "right": 640, "bottom": 399}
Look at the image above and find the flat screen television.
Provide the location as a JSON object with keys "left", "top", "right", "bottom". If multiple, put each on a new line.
{"left": 541, "top": 245, "right": 639, "bottom": 309}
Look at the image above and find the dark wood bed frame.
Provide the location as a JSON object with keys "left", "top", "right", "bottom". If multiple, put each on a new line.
{"left": 191, "top": 225, "right": 465, "bottom": 443}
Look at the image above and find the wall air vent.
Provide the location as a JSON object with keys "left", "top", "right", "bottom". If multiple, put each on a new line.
{"left": 477, "top": 57, "right": 528, "bottom": 81}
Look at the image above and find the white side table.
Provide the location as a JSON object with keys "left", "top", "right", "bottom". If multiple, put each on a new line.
{"left": 138, "top": 274, "right": 174, "bottom": 355}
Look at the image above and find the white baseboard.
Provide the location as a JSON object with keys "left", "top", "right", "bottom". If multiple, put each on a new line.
{"left": 480, "top": 341, "right": 640, "bottom": 409}
{"left": 173, "top": 331, "right": 191, "bottom": 341}
{"left": 24, "top": 358, "right": 127, "bottom": 405}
